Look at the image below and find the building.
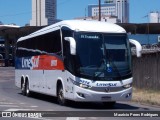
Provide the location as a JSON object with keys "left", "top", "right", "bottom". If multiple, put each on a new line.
{"left": 149, "top": 12, "right": 160, "bottom": 23}
{"left": 88, "top": 0, "right": 129, "bottom": 23}
{"left": 88, "top": 3, "right": 116, "bottom": 17}
{"left": 30, "top": 0, "right": 57, "bottom": 26}
{"left": 75, "top": 15, "right": 120, "bottom": 23}
{"left": 115, "top": 0, "right": 129, "bottom": 23}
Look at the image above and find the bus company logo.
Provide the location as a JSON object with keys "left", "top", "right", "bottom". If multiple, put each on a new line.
{"left": 22, "top": 56, "right": 39, "bottom": 69}
{"left": 96, "top": 83, "right": 117, "bottom": 87}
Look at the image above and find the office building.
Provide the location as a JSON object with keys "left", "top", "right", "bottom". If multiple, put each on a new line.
{"left": 88, "top": 0, "right": 129, "bottom": 23}
{"left": 115, "top": 0, "right": 129, "bottom": 23}
{"left": 88, "top": 2, "right": 116, "bottom": 17}
{"left": 30, "top": 0, "right": 57, "bottom": 26}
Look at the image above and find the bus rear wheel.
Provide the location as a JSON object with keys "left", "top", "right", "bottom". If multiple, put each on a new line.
{"left": 21, "top": 82, "right": 26, "bottom": 96}
{"left": 57, "top": 84, "right": 67, "bottom": 105}
{"left": 25, "top": 81, "right": 31, "bottom": 97}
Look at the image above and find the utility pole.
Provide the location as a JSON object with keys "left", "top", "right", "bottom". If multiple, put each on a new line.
{"left": 98, "top": 0, "right": 101, "bottom": 21}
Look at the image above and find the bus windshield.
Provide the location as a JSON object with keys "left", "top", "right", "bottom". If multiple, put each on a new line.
{"left": 74, "top": 32, "right": 132, "bottom": 81}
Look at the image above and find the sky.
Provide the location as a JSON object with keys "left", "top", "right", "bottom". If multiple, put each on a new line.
{"left": 0, "top": 0, "right": 160, "bottom": 26}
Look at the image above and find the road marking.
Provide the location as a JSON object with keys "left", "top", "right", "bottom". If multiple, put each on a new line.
{"left": 0, "top": 105, "right": 19, "bottom": 107}
{"left": 0, "top": 102, "right": 15, "bottom": 104}
{"left": 20, "top": 103, "right": 26, "bottom": 105}
{"left": 30, "top": 106, "right": 38, "bottom": 108}
{"left": 66, "top": 117, "right": 79, "bottom": 120}
{"left": 4, "top": 108, "right": 35, "bottom": 111}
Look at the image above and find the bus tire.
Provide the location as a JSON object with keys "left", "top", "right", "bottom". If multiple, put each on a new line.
{"left": 25, "top": 80, "right": 31, "bottom": 97}
{"left": 103, "top": 101, "right": 116, "bottom": 108}
{"left": 21, "top": 81, "right": 26, "bottom": 96}
{"left": 57, "top": 84, "right": 67, "bottom": 106}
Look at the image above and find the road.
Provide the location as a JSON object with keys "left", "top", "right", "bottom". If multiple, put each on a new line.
{"left": 0, "top": 67, "right": 160, "bottom": 120}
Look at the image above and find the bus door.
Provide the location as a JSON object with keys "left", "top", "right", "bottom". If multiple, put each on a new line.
{"left": 62, "top": 27, "right": 75, "bottom": 99}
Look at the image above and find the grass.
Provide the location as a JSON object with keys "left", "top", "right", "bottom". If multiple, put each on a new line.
{"left": 132, "top": 87, "right": 160, "bottom": 106}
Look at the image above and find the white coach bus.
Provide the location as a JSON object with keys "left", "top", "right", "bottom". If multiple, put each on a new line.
{"left": 15, "top": 20, "right": 142, "bottom": 106}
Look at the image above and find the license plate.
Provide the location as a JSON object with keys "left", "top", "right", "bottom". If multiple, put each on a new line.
{"left": 101, "top": 96, "right": 112, "bottom": 101}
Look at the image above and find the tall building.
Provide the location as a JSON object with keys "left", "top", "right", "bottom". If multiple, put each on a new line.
{"left": 30, "top": 0, "right": 57, "bottom": 26}
{"left": 115, "top": 0, "right": 129, "bottom": 23}
{"left": 88, "top": 0, "right": 129, "bottom": 23}
{"left": 149, "top": 12, "right": 160, "bottom": 23}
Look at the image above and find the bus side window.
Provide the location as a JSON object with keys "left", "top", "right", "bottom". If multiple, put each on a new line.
{"left": 34, "top": 30, "right": 61, "bottom": 55}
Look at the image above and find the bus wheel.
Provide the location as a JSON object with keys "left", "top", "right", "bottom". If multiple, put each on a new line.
{"left": 25, "top": 81, "right": 31, "bottom": 97}
{"left": 57, "top": 84, "right": 66, "bottom": 105}
{"left": 103, "top": 101, "right": 116, "bottom": 108}
{"left": 21, "top": 82, "right": 26, "bottom": 96}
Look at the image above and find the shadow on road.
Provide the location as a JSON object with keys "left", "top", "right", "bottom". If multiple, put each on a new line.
{"left": 18, "top": 91, "right": 146, "bottom": 110}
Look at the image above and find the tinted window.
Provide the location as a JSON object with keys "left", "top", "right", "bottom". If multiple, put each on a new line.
{"left": 16, "top": 30, "right": 61, "bottom": 57}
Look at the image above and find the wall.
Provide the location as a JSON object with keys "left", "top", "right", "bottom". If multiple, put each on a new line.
{"left": 129, "top": 34, "right": 160, "bottom": 45}
{"left": 133, "top": 52, "right": 160, "bottom": 90}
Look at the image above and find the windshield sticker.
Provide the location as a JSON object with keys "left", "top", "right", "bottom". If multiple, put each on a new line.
{"left": 107, "top": 67, "right": 112, "bottom": 73}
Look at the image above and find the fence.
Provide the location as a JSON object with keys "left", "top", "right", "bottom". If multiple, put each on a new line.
{"left": 132, "top": 51, "right": 160, "bottom": 90}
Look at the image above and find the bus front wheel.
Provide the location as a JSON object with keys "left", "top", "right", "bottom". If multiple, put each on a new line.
{"left": 57, "top": 84, "right": 67, "bottom": 105}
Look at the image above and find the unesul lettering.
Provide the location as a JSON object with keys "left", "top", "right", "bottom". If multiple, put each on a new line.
{"left": 96, "top": 83, "right": 117, "bottom": 87}
{"left": 22, "top": 56, "right": 39, "bottom": 69}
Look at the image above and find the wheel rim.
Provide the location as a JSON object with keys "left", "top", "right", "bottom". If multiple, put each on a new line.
{"left": 22, "top": 83, "right": 26, "bottom": 95}
{"left": 58, "top": 89, "right": 64, "bottom": 103}
{"left": 58, "top": 86, "right": 66, "bottom": 105}
{"left": 26, "top": 83, "right": 29, "bottom": 94}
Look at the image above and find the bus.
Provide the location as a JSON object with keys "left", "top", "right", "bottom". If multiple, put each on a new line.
{"left": 15, "top": 20, "right": 142, "bottom": 106}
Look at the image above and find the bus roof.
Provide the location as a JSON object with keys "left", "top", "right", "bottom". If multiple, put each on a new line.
{"left": 18, "top": 20, "right": 126, "bottom": 42}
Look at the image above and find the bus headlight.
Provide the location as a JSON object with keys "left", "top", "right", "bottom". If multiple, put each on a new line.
{"left": 123, "top": 83, "right": 132, "bottom": 88}
{"left": 79, "top": 84, "right": 91, "bottom": 89}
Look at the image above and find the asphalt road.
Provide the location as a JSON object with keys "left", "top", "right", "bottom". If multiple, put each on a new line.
{"left": 0, "top": 67, "right": 160, "bottom": 120}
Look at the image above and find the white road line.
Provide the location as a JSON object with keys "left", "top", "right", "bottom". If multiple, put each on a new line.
{"left": 0, "top": 105, "right": 19, "bottom": 107}
{"left": 66, "top": 117, "right": 79, "bottom": 120}
{"left": 20, "top": 103, "right": 26, "bottom": 105}
{"left": 30, "top": 106, "right": 38, "bottom": 108}
{"left": 4, "top": 108, "right": 35, "bottom": 111}
{"left": 0, "top": 102, "right": 15, "bottom": 104}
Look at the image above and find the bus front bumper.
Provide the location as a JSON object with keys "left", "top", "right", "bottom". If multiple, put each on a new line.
{"left": 73, "top": 86, "right": 132, "bottom": 102}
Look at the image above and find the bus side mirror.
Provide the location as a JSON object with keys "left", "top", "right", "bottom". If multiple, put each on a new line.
{"left": 129, "top": 39, "right": 142, "bottom": 57}
{"left": 64, "top": 37, "right": 76, "bottom": 55}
